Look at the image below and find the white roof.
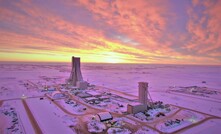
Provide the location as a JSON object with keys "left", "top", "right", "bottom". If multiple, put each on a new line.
{"left": 51, "top": 91, "right": 62, "bottom": 97}
{"left": 128, "top": 102, "right": 143, "bottom": 106}
{"left": 69, "top": 86, "right": 78, "bottom": 89}
{"left": 99, "top": 96, "right": 109, "bottom": 99}
{"left": 77, "top": 92, "right": 91, "bottom": 98}
{"left": 97, "top": 112, "right": 112, "bottom": 121}
{"left": 87, "top": 91, "right": 101, "bottom": 96}
{"left": 48, "top": 87, "right": 56, "bottom": 90}
{"left": 84, "top": 97, "right": 98, "bottom": 101}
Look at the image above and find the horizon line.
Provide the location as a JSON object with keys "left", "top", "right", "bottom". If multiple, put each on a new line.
{"left": 0, "top": 60, "right": 220, "bottom": 66}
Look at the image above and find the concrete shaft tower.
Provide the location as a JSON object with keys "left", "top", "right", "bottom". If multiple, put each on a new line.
{"left": 68, "top": 56, "right": 83, "bottom": 86}
{"left": 138, "top": 82, "right": 148, "bottom": 105}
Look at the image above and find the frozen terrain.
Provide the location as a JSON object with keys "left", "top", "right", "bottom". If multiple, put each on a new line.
{"left": 0, "top": 62, "right": 221, "bottom": 133}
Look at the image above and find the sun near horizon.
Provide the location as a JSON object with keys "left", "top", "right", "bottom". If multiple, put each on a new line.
{"left": 0, "top": 0, "right": 221, "bottom": 65}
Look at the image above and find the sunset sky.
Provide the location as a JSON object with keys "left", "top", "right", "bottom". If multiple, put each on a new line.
{"left": 0, "top": 0, "right": 221, "bottom": 64}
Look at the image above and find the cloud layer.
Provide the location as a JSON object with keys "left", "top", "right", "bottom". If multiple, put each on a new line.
{"left": 0, "top": 0, "right": 220, "bottom": 64}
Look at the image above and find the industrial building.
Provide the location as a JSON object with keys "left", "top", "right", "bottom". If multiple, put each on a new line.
{"left": 50, "top": 91, "right": 65, "bottom": 99}
{"left": 127, "top": 82, "right": 152, "bottom": 114}
{"left": 138, "top": 82, "right": 148, "bottom": 105}
{"left": 67, "top": 56, "right": 88, "bottom": 89}
{"left": 127, "top": 102, "right": 147, "bottom": 114}
{"left": 97, "top": 112, "right": 113, "bottom": 122}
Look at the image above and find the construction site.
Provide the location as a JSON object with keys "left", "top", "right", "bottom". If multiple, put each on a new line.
{"left": 0, "top": 56, "right": 221, "bottom": 134}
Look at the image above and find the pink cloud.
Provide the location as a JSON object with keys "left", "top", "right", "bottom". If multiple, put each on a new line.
{"left": 0, "top": 0, "right": 220, "bottom": 64}
{"left": 185, "top": 0, "right": 221, "bottom": 56}
{"left": 76, "top": 0, "right": 172, "bottom": 50}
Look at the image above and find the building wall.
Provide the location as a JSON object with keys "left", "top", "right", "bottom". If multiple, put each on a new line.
{"left": 77, "top": 81, "right": 88, "bottom": 89}
{"left": 138, "top": 82, "right": 148, "bottom": 105}
{"left": 69, "top": 57, "right": 83, "bottom": 86}
{"left": 127, "top": 104, "right": 147, "bottom": 114}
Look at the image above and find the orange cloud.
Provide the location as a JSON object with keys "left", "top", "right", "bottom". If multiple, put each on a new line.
{"left": 185, "top": 0, "right": 221, "bottom": 57}
{"left": 76, "top": 0, "right": 172, "bottom": 50}
{"left": 0, "top": 0, "right": 220, "bottom": 65}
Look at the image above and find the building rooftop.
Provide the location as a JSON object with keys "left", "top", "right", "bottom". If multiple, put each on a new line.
{"left": 97, "top": 112, "right": 113, "bottom": 122}
{"left": 128, "top": 102, "right": 143, "bottom": 106}
{"left": 87, "top": 91, "right": 101, "bottom": 96}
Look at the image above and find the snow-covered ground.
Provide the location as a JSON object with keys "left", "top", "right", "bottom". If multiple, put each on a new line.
{"left": 0, "top": 106, "right": 23, "bottom": 134}
{"left": 168, "top": 86, "right": 221, "bottom": 102}
{"left": 150, "top": 92, "right": 221, "bottom": 117}
{"left": 80, "top": 63, "right": 221, "bottom": 117}
{"left": 0, "top": 62, "right": 221, "bottom": 133}
{"left": 81, "top": 64, "right": 221, "bottom": 93}
{"left": 87, "top": 120, "right": 106, "bottom": 133}
{"left": 74, "top": 89, "right": 133, "bottom": 113}
{"left": 180, "top": 119, "right": 221, "bottom": 134}
{"left": 130, "top": 104, "right": 179, "bottom": 123}
{"left": 56, "top": 99, "right": 86, "bottom": 115}
{"left": 0, "top": 100, "right": 35, "bottom": 134}
{"left": 135, "top": 126, "right": 159, "bottom": 134}
{"left": 156, "top": 109, "right": 205, "bottom": 133}
{"left": 107, "top": 127, "right": 131, "bottom": 134}
{"left": 115, "top": 117, "right": 139, "bottom": 126}
{"left": 26, "top": 98, "right": 76, "bottom": 134}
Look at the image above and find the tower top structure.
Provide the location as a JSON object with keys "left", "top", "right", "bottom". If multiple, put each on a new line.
{"left": 138, "top": 82, "right": 148, "bottom": 105}
{"left": 68, "top": 56, "right": 83, "bottom": 86}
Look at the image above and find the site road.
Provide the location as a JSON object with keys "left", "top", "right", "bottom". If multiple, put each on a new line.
{"left": 22, "top": 99, "right": 43, "bottom": 134}
{"left": 1, "top": 85, "right": 221, "bottom": 134}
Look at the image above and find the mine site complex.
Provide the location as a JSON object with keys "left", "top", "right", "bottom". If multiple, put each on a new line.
{"left": 0, "top": 56, "right": 221, "bottom": 134}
